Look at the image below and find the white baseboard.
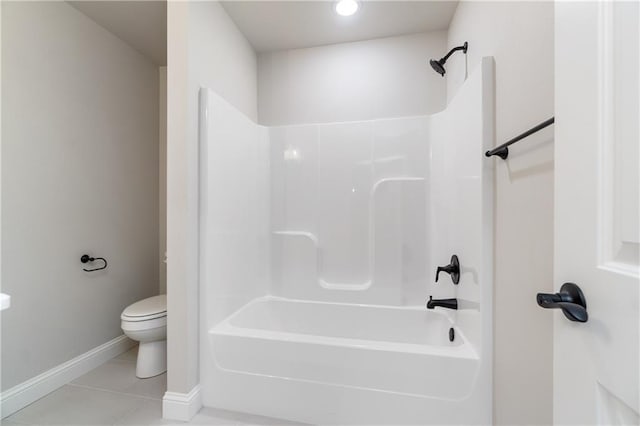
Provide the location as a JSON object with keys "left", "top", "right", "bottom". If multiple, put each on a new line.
{"left": 162, "top": 384, "right": 202, "bottom": 422}
{"left": 0, "top": 335, "right": 135, "bottom": 419}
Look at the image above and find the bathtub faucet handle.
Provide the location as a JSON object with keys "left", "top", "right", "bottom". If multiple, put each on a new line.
{"left": 435, "top": 255, "right": 460, "bottom": 284}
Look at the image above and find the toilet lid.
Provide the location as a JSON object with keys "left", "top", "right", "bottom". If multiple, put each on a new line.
{"left": 121, "top": 295, "right": 166, "bottom": 321}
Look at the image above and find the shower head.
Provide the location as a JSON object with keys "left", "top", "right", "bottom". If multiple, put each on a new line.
{"left": 430, "top": 59, "right": 446, "bottom": 76}
{"left": 429, "top": 42, "right": 468, "bottom": 77}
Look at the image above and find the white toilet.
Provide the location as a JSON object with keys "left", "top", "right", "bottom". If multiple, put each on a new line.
{"left": 121, "top": 295, "right": 167, "bottom": 378}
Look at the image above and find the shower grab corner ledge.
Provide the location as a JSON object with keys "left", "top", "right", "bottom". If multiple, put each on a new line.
{"left": 370, "top": 176, "right": 425, "bottom": 195}
{"left": 273, "top": 176, "right": 426, "bottom": 290}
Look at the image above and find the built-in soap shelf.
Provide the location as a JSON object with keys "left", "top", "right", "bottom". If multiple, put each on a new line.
{"left": 1, "top": 293, "right": 11, "bottom": 311}
{"left": 370, "top": 177, "right": 425, "bottom": 196}
{"left": 272, "top": 230, "right": 319, "bottom": 246}
{"left": 273, "top": 176, "right": 425, "bottom": 291}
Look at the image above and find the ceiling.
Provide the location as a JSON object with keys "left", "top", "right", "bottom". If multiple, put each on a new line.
{"left": 69, "top": 1, "right": 167, "bottom": 66}
{"left": 67, "top": 1, "right": 457, "bottom": 63}
{"left": 221, "top": 1, "right": 459, "bottom": 53}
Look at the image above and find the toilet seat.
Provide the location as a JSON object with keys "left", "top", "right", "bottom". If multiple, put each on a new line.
{"left": 122, "top": 311, "right": 166, "bottom": 322}
{"left": 121, "top": 315, "right": 166, "bottom": 331}
{"left": 121, "top": 295, "right": 166, "bottom": 322}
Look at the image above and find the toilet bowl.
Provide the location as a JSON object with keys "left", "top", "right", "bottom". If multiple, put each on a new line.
{"left": 121, "top": 295, "right": 167, "bottom": 378}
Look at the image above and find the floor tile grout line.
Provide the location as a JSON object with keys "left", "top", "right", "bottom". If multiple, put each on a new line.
{"left": 1, "top": 418, "right": 33, "bottom": 426}
{"left": 66, "top": 383, "right": 164, "bottom": 402}
{"left": 108, "top": 395, "right": 153, "bottom": 426}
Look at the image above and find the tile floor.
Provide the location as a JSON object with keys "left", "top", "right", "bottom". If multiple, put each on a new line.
{"left": 3, "top": 346, "right": 304, "bottom": 426}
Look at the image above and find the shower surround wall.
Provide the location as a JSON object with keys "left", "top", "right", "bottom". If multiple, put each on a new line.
{"left": 199, "top": 89, "right": 270, "bottom": 330}
{"left": 200, "top": 59, "right": 495, "bottom": 424}
{"left": 270, "top": 118, "right": 428, "bottom": 304}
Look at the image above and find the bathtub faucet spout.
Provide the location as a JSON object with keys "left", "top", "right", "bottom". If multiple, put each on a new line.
{"left": 426, "top": 296, "right": 458, "bottom": 310}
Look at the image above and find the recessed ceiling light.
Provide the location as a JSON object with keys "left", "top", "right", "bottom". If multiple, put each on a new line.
{"left": 335, "top": 0, "right": 359, "bottom": 17}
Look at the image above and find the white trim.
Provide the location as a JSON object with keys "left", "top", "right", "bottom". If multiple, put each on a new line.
{"left": 0, "top": 335, "right": 134, "bottom": 419}
{"left": 162, "top": 384, "right": 202, "bottom": 421}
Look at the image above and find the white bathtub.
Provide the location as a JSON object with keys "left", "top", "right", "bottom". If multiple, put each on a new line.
{"left": 210, "top": 297, "right": 479, "bottom": 400}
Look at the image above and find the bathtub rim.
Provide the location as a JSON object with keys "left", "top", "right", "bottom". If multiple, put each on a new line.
{"left": 209, "top": 295, "right": 479, "bottom": 359}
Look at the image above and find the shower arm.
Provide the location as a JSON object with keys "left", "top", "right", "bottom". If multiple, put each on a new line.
{"left": 439, "top": 42, "right": 468, "bottom": 63}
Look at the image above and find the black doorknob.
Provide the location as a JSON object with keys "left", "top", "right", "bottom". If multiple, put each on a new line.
{"left": 537, "top": 282, "right": 588, "bottom": 323}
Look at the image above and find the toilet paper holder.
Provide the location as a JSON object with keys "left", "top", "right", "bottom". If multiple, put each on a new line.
{"left": 80, "top": 254, "right": 108, "bottom": 272}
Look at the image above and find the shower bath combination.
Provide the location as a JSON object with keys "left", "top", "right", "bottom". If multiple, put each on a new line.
{"left": 199, "top": 58, "right": 496, "bottom": 425}
{"left": 430, "top": 42, "right": 469, "bottom": 76}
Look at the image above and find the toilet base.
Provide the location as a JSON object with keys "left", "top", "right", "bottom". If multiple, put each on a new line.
{"left": 136, "top": 339, "right": 167, "bottom": 378}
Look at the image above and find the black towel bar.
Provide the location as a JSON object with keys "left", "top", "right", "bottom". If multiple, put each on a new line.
{"left": 485, "top": 117, "right": 554, "bottom": 160}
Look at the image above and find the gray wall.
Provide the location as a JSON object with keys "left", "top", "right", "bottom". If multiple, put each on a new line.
{"left": 446, "top": 2, "right": 555, "bottom": 424}
{"left": 257, "top": 31, "right": 447, "bottom": 126}
{"left": 167, "top": 0, "right": 258, "bottom": 395}
{"left": 1, "top": 1, "right": 159, "bottom": 391}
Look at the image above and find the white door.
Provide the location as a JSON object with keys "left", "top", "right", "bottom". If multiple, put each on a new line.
{"left": 554, "top": 1, "right": 639, "bottom": 424}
